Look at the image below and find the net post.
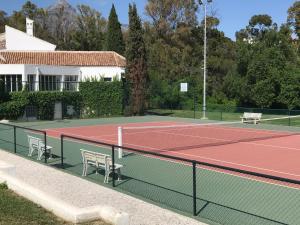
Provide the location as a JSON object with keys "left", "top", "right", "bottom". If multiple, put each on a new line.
{"left": 192, "top": 161, "right": 197, "bottom": 216}
{"left": 193, "top": 93, "right": 196, "bottom": 119}
{"left": 44, "top": 132, "right": 47, "bottom": 164}
{"left": 112, "top": 145, "right": 115, "bottom": 187}
{"left": 13, "top": 126, "right": 16, "bottom": 153}
{"left": 118, "top": 126, "right": 123, "bottom": 159}
{"left": 60, "top": 135, "right": 64, "bottom": 168}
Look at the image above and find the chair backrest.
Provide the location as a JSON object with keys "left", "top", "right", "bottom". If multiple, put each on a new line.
{"left": 251, "top": 113, "right": 262, "bottom": 119}
{"left": 255, "top": 113, "right": 262, "bottom": 119}
{"left": 243, "top": 112, "right": 250, "bottom": 118}
{"left": 81, "top": 149, "right": 109, "bottom": 167}
{"left": 28, "top": 135, "right": 41, "bottom": 148}
{"left": 243, "top": 112, "right": 262, "bottom": 119}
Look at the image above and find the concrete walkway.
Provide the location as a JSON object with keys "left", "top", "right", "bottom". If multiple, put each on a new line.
{"left": 0, "top": 150, "right": 207, "bottom": 225}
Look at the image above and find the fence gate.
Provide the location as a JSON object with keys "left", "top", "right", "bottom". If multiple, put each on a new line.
{"left": 54, "top": 102, "right": 62, "bottom": 120}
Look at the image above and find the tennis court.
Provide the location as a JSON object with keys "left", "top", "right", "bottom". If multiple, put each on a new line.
{"left": 0, "top": 116, "right": 300, "bottom": 225}
{"left": 45, "top": 120, "right": 300, "bottom": 181}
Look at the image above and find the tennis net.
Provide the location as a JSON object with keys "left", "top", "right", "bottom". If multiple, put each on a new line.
{"left": 116, "top": 115, "right": 300, "bottom": 158}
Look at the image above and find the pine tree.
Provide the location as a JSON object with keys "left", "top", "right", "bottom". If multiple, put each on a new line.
{"left": 125, "top": 4, "right": 148, "bottom": 115}
{"left": 105, "top": 4, "right": 125, "bottom": 54}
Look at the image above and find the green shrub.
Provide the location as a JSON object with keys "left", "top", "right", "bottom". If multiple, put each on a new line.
{"left": 0, "top": 92, "right": 81, "bottom": 120}
{"left": 0, "top": 91, "right": 29, "bottom": 120}
{"left": 80, "top": 80, "right": 124, "bottom": 117}
{"left": 0, "top": 79, "right": 9, "bottom": 104}
{"left": 0, "top": 183, "right": 8, "bottom": 190}
{"left": 27, "top": 92, "right": 82, "bottom": 120}
{"left": 0, "top": 81, "right": 123, "bottom": 120}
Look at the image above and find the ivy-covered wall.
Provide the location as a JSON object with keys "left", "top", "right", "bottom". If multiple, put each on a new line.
{"left": 26, "top": 92, "right": 82, "bottom": 120}
{"left": 0, "top": 81, "right": 124, "bottom": 120}
{"left": 0, "top": 92, "right": 82, "bottom": 120}
{"left": 79, "top": 80, "right": 124, "bottom": 117}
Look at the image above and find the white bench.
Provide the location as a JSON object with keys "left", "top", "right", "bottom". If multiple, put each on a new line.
{"left": 27, "top": 135, "right": 52, "bottom": 161}
{"left": 240, "top": 112, "right": 262, "bottom": 124}
{"left": 81, "top": 149, "right": 123, "bottom": 183}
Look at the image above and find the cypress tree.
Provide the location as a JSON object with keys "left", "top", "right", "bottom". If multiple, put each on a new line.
{"left": 125, "top": 4, "right": 148, "bottom": 115}
{"left": 105, "top": 4, "right": 125, "bottom": 54}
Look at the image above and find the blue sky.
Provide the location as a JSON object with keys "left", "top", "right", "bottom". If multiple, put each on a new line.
{"left": 0, "top": 0, "right": 297, "bottom": 40}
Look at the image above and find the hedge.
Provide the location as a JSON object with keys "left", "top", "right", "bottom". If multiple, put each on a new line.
{"left": 79, "top": 80, "right": 124, "bottom": 117}
{"left": 0, "top": 80, "right": 124, "bottom": 120}
{"left": 0, "top": 91, "right": 82, "bottom": 120}
{"left": 25, "top": 92, "right": 82, "bottom": 120}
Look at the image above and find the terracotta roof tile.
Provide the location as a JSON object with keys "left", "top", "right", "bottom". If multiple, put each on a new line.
{"left": 0, "top": 51, "right": 126, "bottom": 67}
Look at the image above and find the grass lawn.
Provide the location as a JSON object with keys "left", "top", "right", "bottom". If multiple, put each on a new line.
{"left": 0, "top": 183, "right": 111, "bottom": 225}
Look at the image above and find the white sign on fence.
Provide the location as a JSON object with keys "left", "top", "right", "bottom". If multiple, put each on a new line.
{"left": 180, "top": 83, "right": 188, "bottom": 92}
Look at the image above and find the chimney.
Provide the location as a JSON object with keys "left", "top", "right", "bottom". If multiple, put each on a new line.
{"left": 26, "top": 18, "right": 34, "bottom": 36}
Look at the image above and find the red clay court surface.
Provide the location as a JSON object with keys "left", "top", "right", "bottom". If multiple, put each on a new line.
{"left": 46, "top": 121, "right": 300, "bottom": 182}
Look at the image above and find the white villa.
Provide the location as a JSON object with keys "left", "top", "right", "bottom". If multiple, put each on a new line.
{"left": 0, "top": 18, "right": 126, "bottom": 92}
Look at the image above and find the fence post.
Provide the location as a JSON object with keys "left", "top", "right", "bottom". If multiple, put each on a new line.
{"left": 44, "top": 132, "right": 47, "bottom": 164}
{"left": 220, "top": 110, "right": 223, "bottom": 121}
{"left": 13, "top": 126, "right": 16, "bottom": 153}
{"left": 288, "top": 110, "right": 291, "bottom": 126}
{"left": 192, "top": 161, "right": 197, "bottom": 216}
{"left": 61, "top": 135, "right": 64, "bottom": 168}
{"left": 112, "top": 145, "right": 115, "bottom": 187}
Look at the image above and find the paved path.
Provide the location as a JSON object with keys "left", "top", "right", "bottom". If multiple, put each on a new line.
{"left": 0, "top": 150, "right": 207, "bottom": 225}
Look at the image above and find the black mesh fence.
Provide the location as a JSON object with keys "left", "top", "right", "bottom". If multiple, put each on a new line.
{"left": 0, "top": 123, "right": 14, "bottom": 152}
{"left": 147, "top": 105, "right": 300, "bottom": 127}
{"left": 115, "top": 147, "right": 194, "bottom": 214}
{"left": 195, "top": 164, "right": 299, "bottom": 225}
{"left": 0, "top": 122, "right": 300, "bottom": 225}
{"left": 58, "top": 135, "right": 300, "bottom": 224}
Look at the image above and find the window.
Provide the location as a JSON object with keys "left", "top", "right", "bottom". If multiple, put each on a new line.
{"left": 0, "top": 75, "right": 22, "bottom": 92}
{"left": 64, "top": 75, "right": 78, "bottom": 91}
{"left": 28, "top": 75, "right": 35, "bottom": 91}
{"left": 39, "top": 75, "right": 61, "bottom": 91}
{"left": 104, "top": 77, "right": 112, "bottom": 82}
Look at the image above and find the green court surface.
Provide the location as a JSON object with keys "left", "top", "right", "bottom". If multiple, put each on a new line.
{"left": 0, "top": 116, "right": 300, "bottom": 225}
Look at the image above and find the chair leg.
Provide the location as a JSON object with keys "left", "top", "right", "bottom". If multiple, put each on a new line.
{"left": 37, "top": 149, "right": 42, "bottom": 160}
{"left": 28, "top": 146, "right": 34, "bottom": 157}
{"left": 117, "top": 169, "right": 122, "bottom": 181}
{"left": 104, "top": 170, "right": 109, "bottom": 183}
{"left": 82, "top": 163, "right": 87, "bottom": 176}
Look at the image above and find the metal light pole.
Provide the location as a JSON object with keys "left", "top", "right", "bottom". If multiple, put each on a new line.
{"left": 199, "top": 0, "right": 212, "bottom": 119}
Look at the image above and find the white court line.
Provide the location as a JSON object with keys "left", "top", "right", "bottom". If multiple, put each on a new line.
{"left": 56, "top": 132, "right": 300, "bottom": 179}
{"left": 47, "top": 120, "right": 300, "bottom": 151}
{"left": 46, "top": 129, "right": 117, "bottom": 139}
{"left": 44, "top": 120, "right": 183, "bottom": 132}
{"left": 120, "top": 123, "right": 298, "bottom": 147}
{"left": 121, "top": 127, "right": 300, "bottom": 153}
{"left": 47, "top": 126, "right": 300, "bottom": 160}
{"left": 122, "top": 121, "right": 295, "bottom": 135}
{"left": 46, "top": 133, "right": 300, "bottom": 190}
{"left": 116, "top": 141, "right": 300, "bottom": 178}
{"left": 72, "top": 131, "right": 300, "bottom": 178}
{"left": 45, "top": 127, "right": 300, "bottom": 177}
{"left": 154, "top": 130, "right": 300, "bottom": 152}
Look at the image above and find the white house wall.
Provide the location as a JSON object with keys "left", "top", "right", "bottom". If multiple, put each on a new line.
{"left": 5, "top": 26, "right": 56, "bottom": 51}
{"left": 0, "top": 64, "right": 25, "bottom": 75}
{"left": 80, "top": 66, "right": 125, "bottom": 81}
